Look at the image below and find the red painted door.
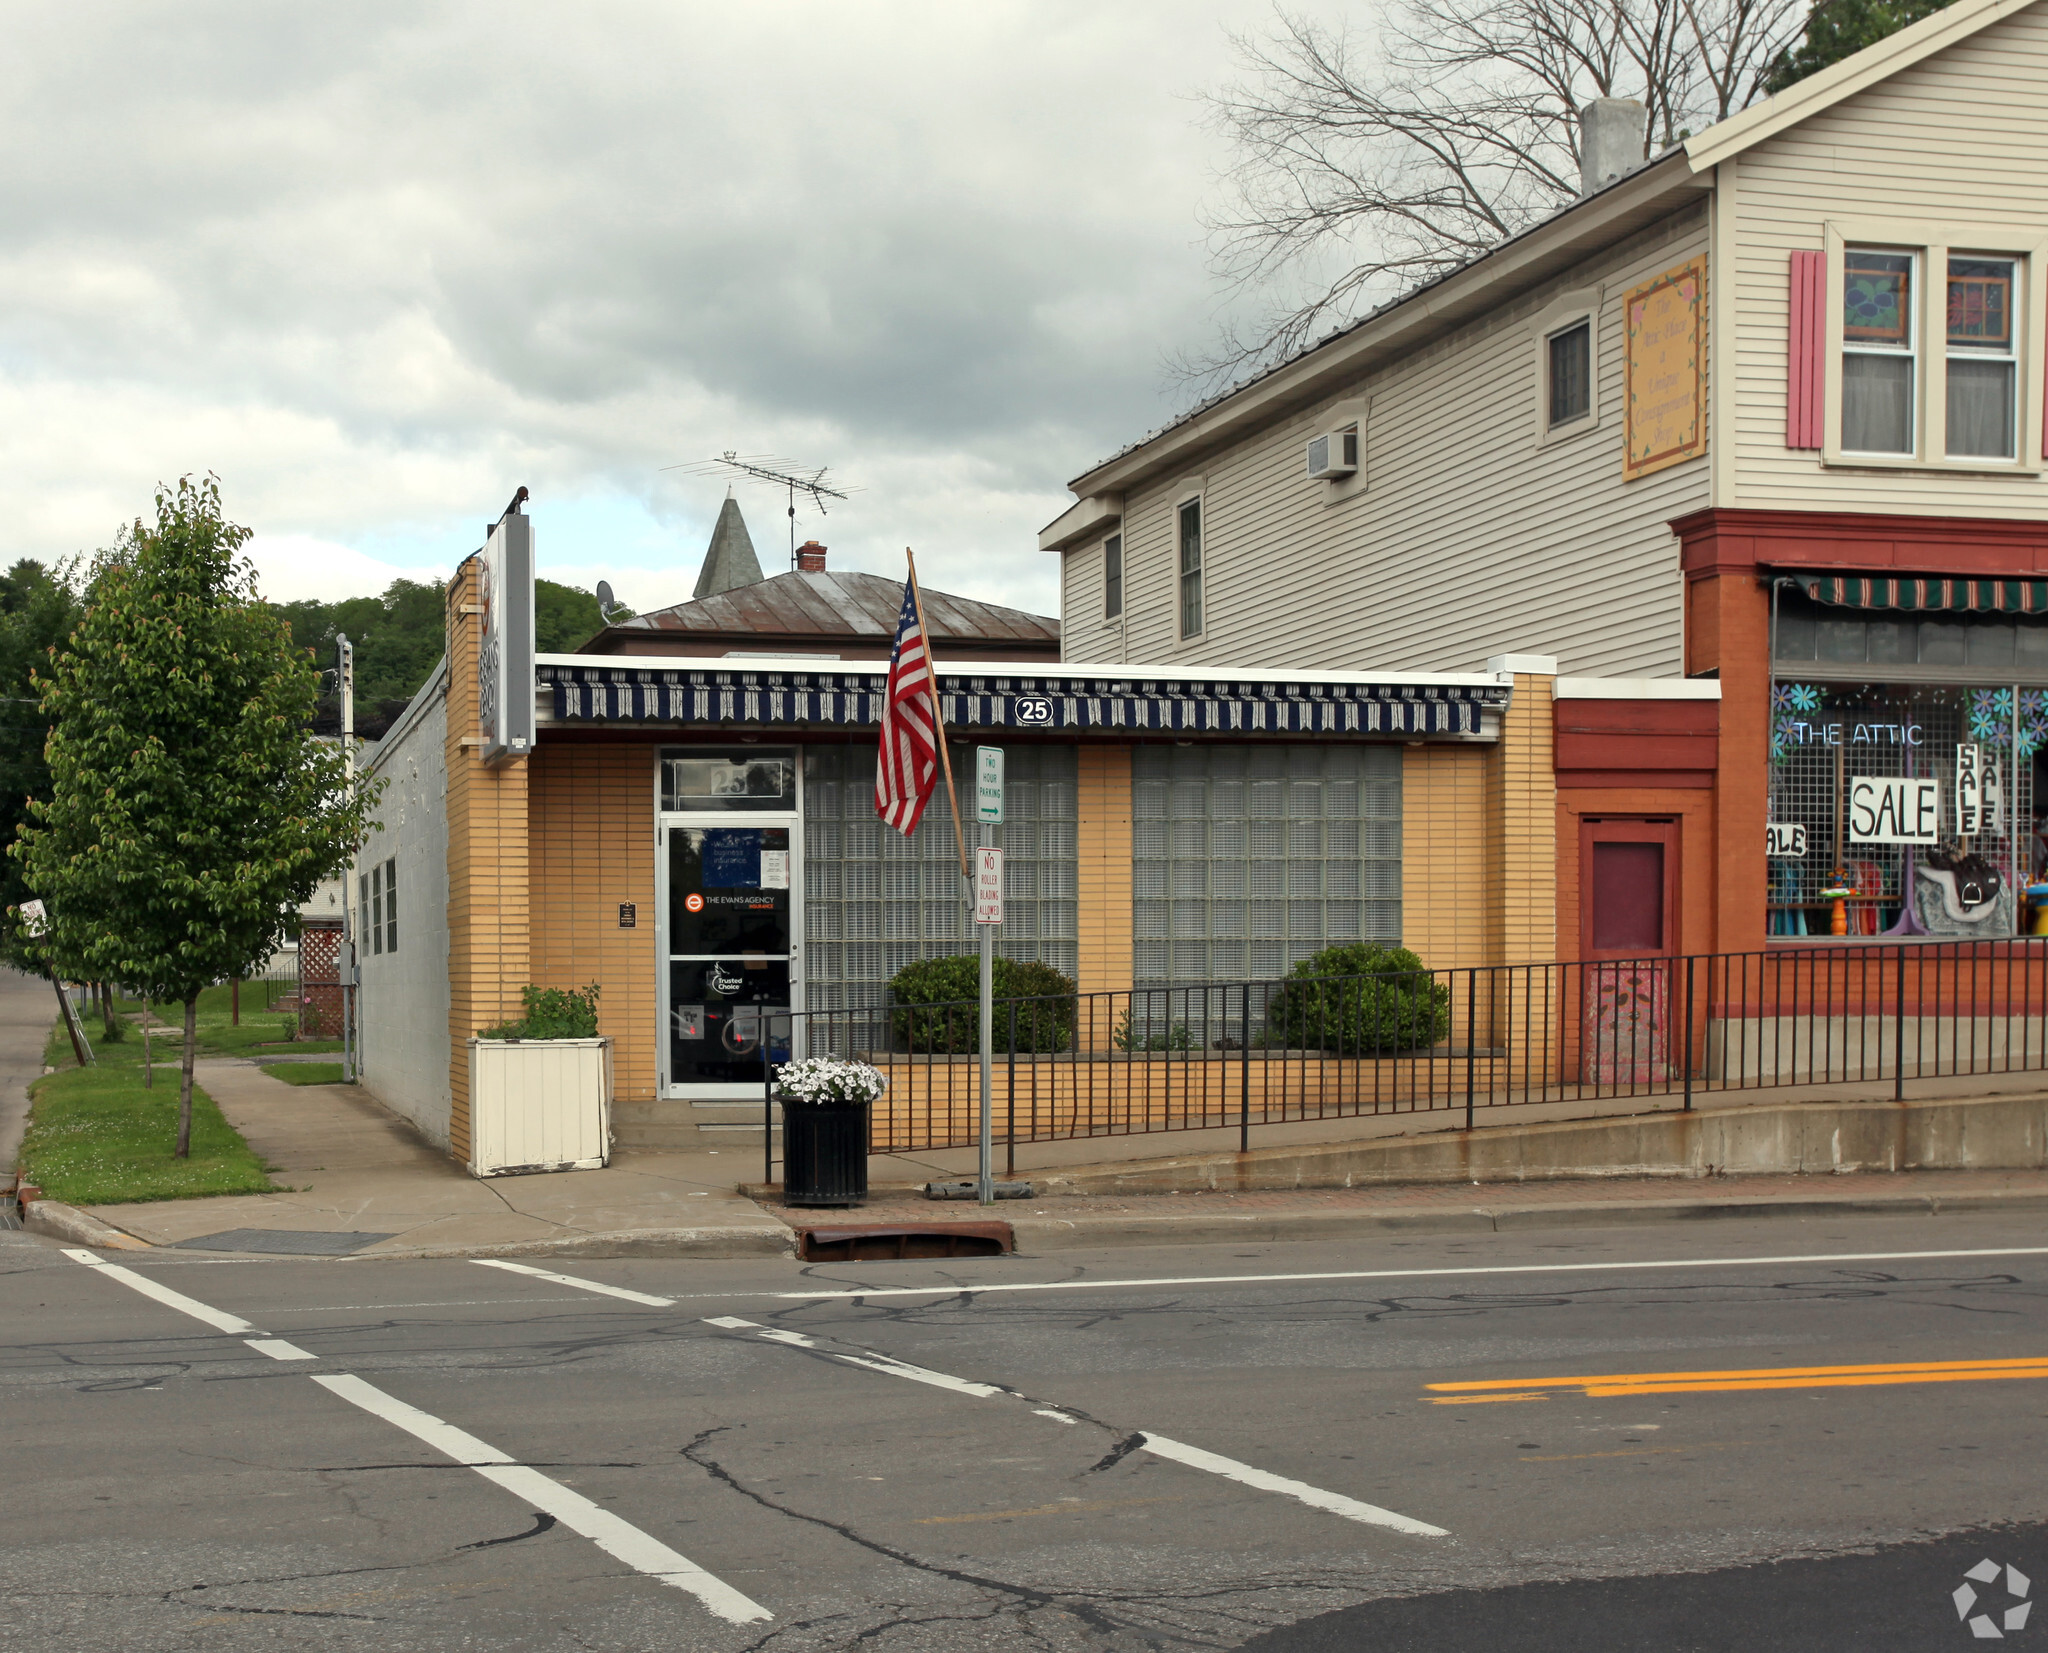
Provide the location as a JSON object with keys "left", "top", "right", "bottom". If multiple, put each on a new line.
{"left": 1581, "top": 819, "right": 1679, "bottom": 1085}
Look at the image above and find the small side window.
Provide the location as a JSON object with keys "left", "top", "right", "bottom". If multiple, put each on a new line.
{"left": 369, "top": 863, "right": 384, "bottom": 957}
{"left": 1103, "top": 533, "right": 1123, "bottom": 621}
{"left": 1177, "top": 500, "right": 1203, "bottom": 638}
{"left": 384, "top": 856, "right": 398, "bottom": 955}
{"left": 1548, "top": 320, "right": 1592, "bottom": 428}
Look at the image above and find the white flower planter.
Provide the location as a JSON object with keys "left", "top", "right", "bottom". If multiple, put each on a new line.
{"left": 467, "top": 1036, "right": 612, "bottom": 1177}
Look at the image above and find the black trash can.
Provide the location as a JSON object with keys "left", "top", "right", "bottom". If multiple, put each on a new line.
{"left": 780, "top": 1097, "right": 870, "bottom": 1207}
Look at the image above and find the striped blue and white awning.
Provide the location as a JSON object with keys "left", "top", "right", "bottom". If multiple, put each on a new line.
{"left": 537, "top": 664, "right": 1507, "bottom": 739}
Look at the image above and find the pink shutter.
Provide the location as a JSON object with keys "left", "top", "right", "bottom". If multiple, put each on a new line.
{"left": 1787, "top": 249, "right": 1826, "bottom": 450}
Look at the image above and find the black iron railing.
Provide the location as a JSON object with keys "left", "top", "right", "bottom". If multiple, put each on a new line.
{"left": 752, "top": 942, "right": 2048, "bottom": 1179}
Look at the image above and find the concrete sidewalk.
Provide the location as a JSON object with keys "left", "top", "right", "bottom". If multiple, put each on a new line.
{"left": 17, "top": 1055, "right": 2047, "bottom": 1259}
{"left": 66, "top": 1061, "right": 790, "bottom": 1259}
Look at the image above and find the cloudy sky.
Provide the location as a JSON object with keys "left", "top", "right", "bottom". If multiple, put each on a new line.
{"left": 1, "top": 1, "right": 1289, "bottom": 619}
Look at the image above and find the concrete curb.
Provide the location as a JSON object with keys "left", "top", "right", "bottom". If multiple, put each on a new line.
{"left": 23, "top": 1199, "right": 152, "bottom": 1251}
{"left": 351, "top": 1225, "right": 797, "bottom": 1263}
{"left": 1008, "top": 1188, "right": 2048, "bottom": 1249}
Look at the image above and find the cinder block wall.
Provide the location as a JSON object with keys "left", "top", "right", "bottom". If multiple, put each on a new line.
{"left": 528, "top": 743, "right": 659, "bottom": 1103}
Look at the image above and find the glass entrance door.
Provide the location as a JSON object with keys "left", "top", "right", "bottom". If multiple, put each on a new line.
{"left": 663, "top": 821, "right": 797, "bottom": 1092}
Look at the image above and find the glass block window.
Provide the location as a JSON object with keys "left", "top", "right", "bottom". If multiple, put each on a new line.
{"left": 801, "top": 743, "right": 1078, "bottom": 1012}
{"left": 1132, "top": 743, "right": 1401, "bottom": 989}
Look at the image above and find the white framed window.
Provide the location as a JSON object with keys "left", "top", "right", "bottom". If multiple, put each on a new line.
{"left": 1177, "top": 497, "right": 1203, "bottom": 638}
{"left": 1103, "top": 532, "right": 1122, "bottom": 621}
{"left": 1825, "top": 222, "right": 2046, "bottom": 471}
{"left": 1531, "top": 289, "right": 1601, "bottom": 445}
{"left": 1841, "top": 247, "right": 1918, "bottom": 455}
{"left": 1948, "top": 255, "right": 2019, "bottom": 460}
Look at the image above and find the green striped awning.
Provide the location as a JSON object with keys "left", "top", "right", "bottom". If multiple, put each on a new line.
{"left": 1804, "top": 575, "right": 2048, "bottom": 614}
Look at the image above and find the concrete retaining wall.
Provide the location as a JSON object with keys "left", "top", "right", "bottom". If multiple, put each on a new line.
{"left": 1035, "top": 1090, "right": 2048, "bottom": 1195}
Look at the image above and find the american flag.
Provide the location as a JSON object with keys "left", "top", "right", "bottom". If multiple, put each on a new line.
{"left": 875, "top": 576, "right": 939, "bottom": 833}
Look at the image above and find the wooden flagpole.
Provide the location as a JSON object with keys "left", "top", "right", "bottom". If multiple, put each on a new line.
{"left": 905, "top": 548, "right": 970, "bottom": 883}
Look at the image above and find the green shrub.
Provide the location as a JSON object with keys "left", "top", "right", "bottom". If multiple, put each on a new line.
{"left": 480, "top": 983, "right": 602, "bottom": 1041}
{"left": 1262, "top": 943, "right": 1448, "bottom": 1054}
{"left": 279, "top": 1014, "right": 297, "bottom": 1043}
{"left": 1112, "top": 1010, "right": 1194, "bottom": 1052}
{"left": 887, "top": 956, "right": 1075, "bottom": 1053}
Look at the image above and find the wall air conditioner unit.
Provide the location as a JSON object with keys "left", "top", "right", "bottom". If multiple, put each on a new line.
{"left": 1305, "top": 428, "right": 1359, "bottom": 480}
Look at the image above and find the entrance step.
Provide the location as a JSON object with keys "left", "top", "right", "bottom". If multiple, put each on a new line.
{"left": 611, "top": 1096, "right": 780, "bottom": 1153}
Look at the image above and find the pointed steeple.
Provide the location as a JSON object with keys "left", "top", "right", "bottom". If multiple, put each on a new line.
{"left": 692, "top": 492, "right": 765, "bottom": 599}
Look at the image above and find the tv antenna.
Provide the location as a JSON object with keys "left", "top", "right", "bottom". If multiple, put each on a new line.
{"left": 665, "top": 451, "right": 858, "bottom": 567}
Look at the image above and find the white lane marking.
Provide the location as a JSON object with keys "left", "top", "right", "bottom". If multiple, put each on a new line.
{"left": 472, "top": 1259, "right": 675, "bottom": 1307}
{"left": 704, "top": 1317, "right": 1445, "bottom": 1537}
{"left": 63, "top": 1249, "right": 258, "bottom": 1333}
{"left": 311, "top": 1374, "right": 770, "bottom": 1625}
{"left": 245, "top": 1338, "right": 315, "bottom": 1361}
{"left": 1137, "top": 1433, "right": 1447, "bottom": 1538}
{"left": 757, "top": 1246, "right": 2048, "bottom": 1302}
{"left": 61, "top": 1249, "right": 768, "bottom": 1625}
{"left": 706, "top": 1317, "right": 1004, "bottom": 1398}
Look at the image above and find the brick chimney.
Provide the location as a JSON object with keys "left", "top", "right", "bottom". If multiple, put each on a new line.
{"left": 795, "top": 540, "right": 828, "bottom": 573}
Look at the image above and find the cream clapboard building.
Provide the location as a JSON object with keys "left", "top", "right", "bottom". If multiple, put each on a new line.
{"left": 1042, "top": 0, "right": 2048, "bottom": 962}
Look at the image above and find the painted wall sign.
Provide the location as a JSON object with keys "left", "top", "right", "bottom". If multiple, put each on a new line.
{"left": 1848, "top": 775, "right": 1941, "bottom": 844}
{"left": 476, "top": 510, "right": 535, "bottom": 764}
{"left": 1957, "top": 744, "right": 1984, "bottom": 835}
{"left": 1766, "top": 823, "right": 1808, "bottom": 858}
{"left": 1623, "top": 257, "right": 1706, "bottom": 480}
{"left": 974, "top": 846, "right": 1004, "bottom": 925}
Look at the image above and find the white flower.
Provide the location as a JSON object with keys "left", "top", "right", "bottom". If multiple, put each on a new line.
{"left": 773, "top": 1055, "right": 888, "bottom": 1105}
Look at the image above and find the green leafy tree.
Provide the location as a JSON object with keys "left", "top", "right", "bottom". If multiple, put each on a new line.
{"left": 1764, "top": 0, "right": 1957, "bottom": 92}
{"left": 0, "top": 559, "right": 84, "bottom": 971}
{"left": 14, "top": 478, "right": 379, "bottom": 1156}
{"left": 277, "top": 576, "right": 619, "bottom": 737}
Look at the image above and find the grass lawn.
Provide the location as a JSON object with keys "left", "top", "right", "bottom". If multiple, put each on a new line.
{"left": 20, "top": 1061, "right": 278, "bottom": 1205}
{"left": 260, "top": 1062, "right": 345, "bottom": 1086}
{"left": 100, "top": 983, "right": 343, "bottom": 1060}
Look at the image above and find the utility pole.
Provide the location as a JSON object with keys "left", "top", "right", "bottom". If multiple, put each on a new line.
{"left": 337, "top": 635, "right": 356, "bottom": 1083}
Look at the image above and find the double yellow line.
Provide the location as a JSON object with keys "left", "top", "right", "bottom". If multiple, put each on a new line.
{"left": 1429, "top": 1355, "right": 2048, "bottom": 1403}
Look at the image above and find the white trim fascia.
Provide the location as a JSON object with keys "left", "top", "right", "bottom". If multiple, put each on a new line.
{"left": 1682, "top": 0, "right": 2036, "bottom": 171}
{"left": 1066, "top": 155, "right": 1708, "bottom": 498}
{"left": 1555, "top": 677, "right": 1722, "bottom": 699}
{"left": 1038, "top": 493, "right": 1123, "bottom": 553}
{"left": 533, "top": 651, "right": 1509, "bottom": 691}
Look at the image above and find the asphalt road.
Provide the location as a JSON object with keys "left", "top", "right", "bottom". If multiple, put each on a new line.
{"left": 6, "top": 1210, "right": 2048, "bottom": 1652}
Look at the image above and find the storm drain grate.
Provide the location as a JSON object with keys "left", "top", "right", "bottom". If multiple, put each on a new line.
{"left": 170, "top": 1228, "right": 395, "bottom": 1256}
{"left": 795, "top": 1222, "right": 1013, "bottom": 1263}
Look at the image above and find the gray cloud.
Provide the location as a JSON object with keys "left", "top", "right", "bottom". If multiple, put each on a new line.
{"left": 0, "top": 1, "right": 1271, "bottom": 617}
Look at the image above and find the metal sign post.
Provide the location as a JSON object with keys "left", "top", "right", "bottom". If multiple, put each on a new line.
{"left": 973, "top": 746, "right": 1005, "bottom": 1205}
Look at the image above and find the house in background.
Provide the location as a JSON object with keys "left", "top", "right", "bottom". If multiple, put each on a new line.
{"left": 1040, "top": 0, "right": 2048, "bottom": 964}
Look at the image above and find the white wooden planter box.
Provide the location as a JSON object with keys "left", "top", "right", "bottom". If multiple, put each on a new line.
{"left": 467, "top": 1036, "right": 612, "bottom": 1177}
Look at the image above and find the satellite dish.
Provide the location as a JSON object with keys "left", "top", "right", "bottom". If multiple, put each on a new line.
{"left": 594, "top": 580, "right": 628, "bottom": 625}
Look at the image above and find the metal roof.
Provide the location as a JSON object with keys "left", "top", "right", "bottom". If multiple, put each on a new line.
{"left": 602, "top": 570, "right": 1060, "bottom": 648}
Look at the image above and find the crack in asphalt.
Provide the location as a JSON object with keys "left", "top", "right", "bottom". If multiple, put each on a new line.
{"left": 459, "top": 1511, "right": 559, "bottom": 1550}
{"left": 681, "top": 1425, "right": 1137, "bottom": 1649}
